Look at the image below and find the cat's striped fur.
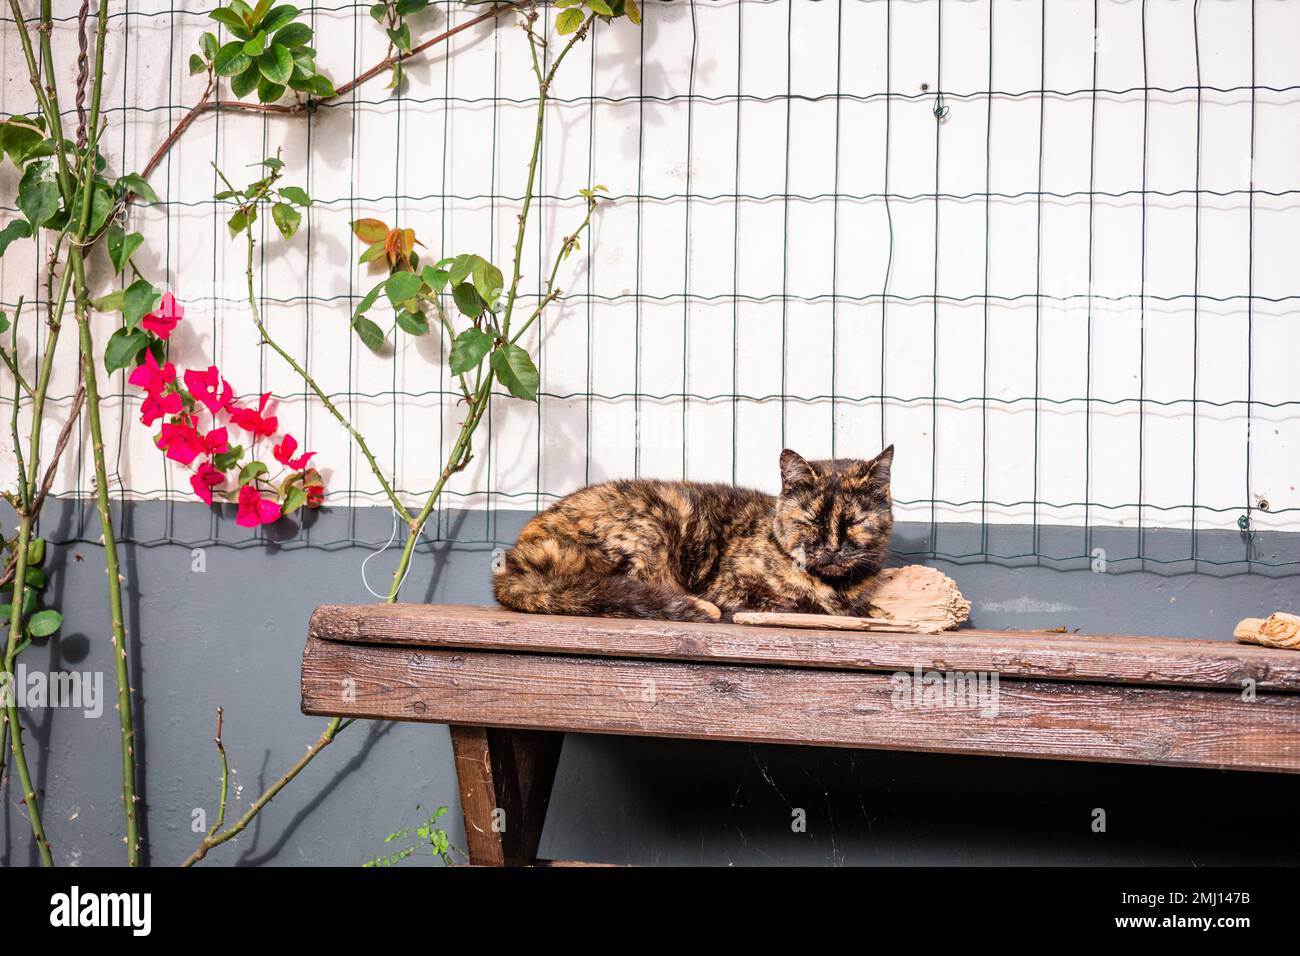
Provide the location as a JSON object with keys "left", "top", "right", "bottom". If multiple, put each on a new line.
{"left": 493, "top": 447, "right": 894, "bottom": 622}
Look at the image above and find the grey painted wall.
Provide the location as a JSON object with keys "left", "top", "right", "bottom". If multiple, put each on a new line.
{"left": 4, "top": 501, "right": 1299, "bottom": 866}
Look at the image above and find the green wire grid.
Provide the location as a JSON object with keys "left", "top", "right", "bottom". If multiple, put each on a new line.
{"left": 0, "top": 0, "right": 1296, "bottom": 575}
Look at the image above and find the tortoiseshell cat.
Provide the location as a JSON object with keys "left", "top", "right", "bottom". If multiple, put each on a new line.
{"left": 493, "top": 446, "right": 894, "bottom": 622}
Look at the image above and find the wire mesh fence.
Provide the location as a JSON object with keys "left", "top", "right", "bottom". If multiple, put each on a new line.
{"left": 1, "top": 0, "right": 1297, "bottom": 572}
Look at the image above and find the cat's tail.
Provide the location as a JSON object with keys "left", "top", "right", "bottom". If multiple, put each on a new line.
{"left": 493, "top": 539, "right": 720, "bottom": 623}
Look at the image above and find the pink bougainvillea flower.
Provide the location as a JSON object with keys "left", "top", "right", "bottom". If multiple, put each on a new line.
{"left": 229, "top": 391, "right": 278, "bottom": 438}
{"left": 236, "top": 484, "right": 283, "bottom": 528}
{"left": 272, "top": 434, "right": 315, "bottom": 471}
{"left": 156, "top": 417, "right": 205, "bottom": 466}
{"left": 190, "top": 461, "right": 224, "bottom": 506}
{"left": 203, "top": 426, "right": 229, "bottom": 456}
{"left": 127, "top": 349, "right": 176, "bottom": 395}
{"left": 183, "top": 365, "right": 234, "bottom": 415}
{"left": 142, "top": 291, "right": 184, "bottom": 340}
{"left": 305, "top": 483, "right": 325, "bottom": 509}
{"left": 140, "top": 388, "right": 183, "bottom": 427}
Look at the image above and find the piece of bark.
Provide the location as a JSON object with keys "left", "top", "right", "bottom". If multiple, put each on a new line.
{"left": 867, "top": 565, "right": 971, "bottom": 631}
{"left": 1234, "top": 612, "right": 1300, "bottom": 650}
{"left": 732, "top": 565, "right": 971, "bottom": 635}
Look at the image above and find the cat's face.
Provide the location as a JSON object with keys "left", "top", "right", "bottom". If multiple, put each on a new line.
{"left": 772, "top": 446, "right": 894, "bottom": 583}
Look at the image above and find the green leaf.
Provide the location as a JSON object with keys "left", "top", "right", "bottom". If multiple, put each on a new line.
{"left": 281, "top": 484, "right": 307, "bottom": 516}
{"left": 385, "top": 271, "right": 422, "bottom": 308}
{"left": 449, "top": 327, "right": 492, "bottom": 375}
{"left": 106, "top": 224, "right": 143, "bottom": 275}
{"left": 0, "top": 219, "right": 32, "bottom": 258}
{"left": 271, "top": 202, "right": 301, "bottom": 240}
{"left": 387, "top": 24, "right": 411, "bottom": 51}
{"left": 490, "top": 343, "right": 540, "bottom": 401}
{"left": 189, "top": 53, "right": 207, "bottom": 75}
{"left": 395, "top": 0, "right": 428, "bottom": 14}
{"left": 227, "top": 207, "right": 249, "bottom": 236}
{"left": 243, "top": 30, "right": 268, "bottom": 56}
{"left": 451, "top": 281, "right": 485, "bottom": 320}
{"left": 259, "top": 44, "right": 293, "bottom": 84}
{"left": 90, "top": 289, "right": 125, "bottom": 313}
{"left": 352, "top": 315, "right": 385, "bottom": 350}
{"left": 625, "top": 0, "right": 641, "bottom": 25}
{"left": 556, "top": 8, "right": 583, "bottom": 34}
{"left": 213, "top": 444, "right": 243, "bottom": 472}
{"left": 26, "top": 537, "right": 45, "bottom": 566}
{"left": 358, "top": 240, "right": 387, "bottom": 265}
{"left": 104, "top": 327, "right": 149, "bottom": 374}
{"left": 471, "top": 258, "right": 504, "bottom": 308}
{"left": 24, "top": 566, "right": 45, "bottom": 589}
{"left": 271, "top": 21, "right": 312, "bottom": 48}
{"left": 447, "top": 253, "right": 474, "bottom": 288}
{"left": 259, "top": 5, "right": 300, "bottom": 34}
{"left": 306, "top": 73, "right": 335, "bottom": 97}
{"left": 396, "top": 309, "right": 428, "bottom": 336}
{"left": 238, "top": 461, "right": 268, "bottom": 486}
{"left": 369, "top": 2, "right": 387, "bottom": 21}
{"left": 278, "top": 185, "right": 311, "bottom": 206}
{"left": 214, "top": 40, "right": 252, "bottom": 76}
{"left": 230, "top": 62, "right": 261, "bottom": 97}
{"left": 208, "top": 8, "right": 252, "bottom": 39}
{"left": 27, "top": 608, "right": 62, "bottom": 638}
{"left": 353, "top": 280, "right": 385, "bottom": 318}
{"left": 587, "top": 0, "right": 614, "bottom": 15}
{"left": 1, "top": 122, "right": 43, "bottom": 166}
{"left": 289, "top": 52, "right": 316, "bottom": 81}
{"left": 118, "top": 172, "right": 159, "bottom": 204}
{"left": 122, "top": 279, "right": 161, "bottom": 330}
{"left": 17, "top": 164, "right": 58, "bottom": 229}
{"left": 421, "top": 262, "right": 451, "bottom": 293}
{"left": 201, "top": 30, "right": 221, "bottom": 59}
{"left": 86, "top": 183, "right": 114, "bottom": 234}
{"left": 385, "top": 62, "right": 403, "bottom": 92}
{"left": 256, "top": 78, "right": 286, "bottom": 103}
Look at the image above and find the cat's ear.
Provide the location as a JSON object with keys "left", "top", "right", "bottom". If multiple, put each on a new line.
{"left": 779, "top": 449, "right": 816, "bottom": 490}
{"left": 868, "top": 444, "right": 894, "bottom": 484}
{"left": 847, "top": 445, "right": 894, "bottom": 489}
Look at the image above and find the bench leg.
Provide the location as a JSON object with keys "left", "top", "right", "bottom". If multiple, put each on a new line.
{"left": 449, "top": 725, "right": 564, "bottom": 866}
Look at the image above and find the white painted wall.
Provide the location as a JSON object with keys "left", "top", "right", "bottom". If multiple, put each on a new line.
{"left": 3, "top": 0, "right": 1298, "bottom": 535}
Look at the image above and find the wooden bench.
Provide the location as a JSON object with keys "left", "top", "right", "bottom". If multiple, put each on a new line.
{"left": 301, "top": 603, "right": 1300, "bottom": 866}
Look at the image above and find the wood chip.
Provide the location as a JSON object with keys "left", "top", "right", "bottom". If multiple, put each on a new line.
{"left": 1235, "top": 612, "right": 1300, "bottom": 650}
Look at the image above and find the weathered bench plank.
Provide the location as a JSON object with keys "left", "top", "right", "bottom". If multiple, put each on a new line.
{"left": 308, "top": 603, "right": 1300, "bottom": 692}
{"left": 302, "top": 637, "right": 1300, "bottom": 774}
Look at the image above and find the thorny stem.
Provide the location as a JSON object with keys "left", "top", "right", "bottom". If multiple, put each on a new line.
{"left": 501, "top": 12, "right": 595, "bottom": 338}
{"left": 509, "top": 195, "right": 601, "bottom": 347}
{"left": 0, "top": 0, "right": 96, "bottom": 869}
{"left": 181, "top": 715, "right": 344, "bottom": 867}
{"left": 209, "top": 707, "right": 229, "bottom": 836}
{"left": 63, "top": 0, "right": 142, "bottom": 867}
{"left": 182, "top": 8, "right": 598, "bottom": 866}
{"left": 240, "top": 223, "right": 414, "bottom": 524}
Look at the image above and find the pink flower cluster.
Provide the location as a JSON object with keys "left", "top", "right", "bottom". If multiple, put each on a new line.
{"left": 127, "top": 293, "right": 325, "bottom": 527}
